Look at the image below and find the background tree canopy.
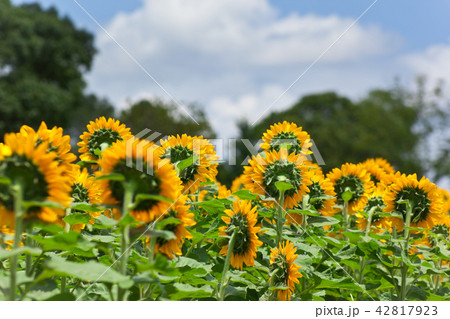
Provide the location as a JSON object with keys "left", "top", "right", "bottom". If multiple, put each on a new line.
{"left": 0, "top": 0, "right": 113, "bottom": 137}
{"left": 1, "top": 0, "right": 450, "bottom": 188}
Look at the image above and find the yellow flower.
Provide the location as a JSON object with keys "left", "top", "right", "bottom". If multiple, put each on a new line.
{"left": 383, "top": 173, "right": 443, "bottom": 231}
{"left": 438, "top": 188, "right": 450, "bottom": 216}
{"left": 157, "top": 134, "right": 218, "bottom": 194}
{"left": 219, "top": 200, "right": 262, "bottom": 270}
{"left": 148, "top": 194, "right": 196, "bottom": 259}
{"left": 96, "top": 139, "right": 182, "bottom": 223}
{"left": 361, "top": 158, "right": 395, "bottom": 185}
{"left": 270, "top": 240, "right": 302, "bottom": 301}
{"left": 326, "top": 163, "right": 374, "bottom": 214}
{"left": 69, "top": 166, "right": 104, "bottom": 231}
{"left": 78, "top": 117, "right": 132, "bottom": 162}
{"left": 261, "top": 121, "right": 312, "bottom": 156}
{"left": 242, "top": 150, "right": 312, "bottom": 209}
{"left": 0, "top": 132, "right": 71, "bottom": 228}
{"left": 355, "top": 184, "right": 402, "bottom": 233}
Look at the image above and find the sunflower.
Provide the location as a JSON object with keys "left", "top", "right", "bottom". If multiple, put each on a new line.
{"left": 243, "top": 150, "right": 311, "bottom": 209}
{"left": 438, "top": 188, "right": 450, "bottom": 216}
{"left": 269, "top": 240, "right": 302, "bottom": 301}
{"left": 355, "top": 184, "right": 402, "bottom": 233}
{"left": 326, "top": 163, "right": 374, "bottom": 214}
{"left": 78, "top": 117, "right": 132, "bottom": 162}
{"left": 0, "top": 132, "right": 71, "bottom": 228}
{"left": 157, "top": 134, "right": 218, "bottom": 194}
{"left": 69, "top": 166, "right": 104, "bottom": 231}
{"left": 361, "top": 158, "right": 394, "bottom": 185}
{"left": 261, "top": 121, "right": 312, "bottom": 156}
{"left": 20, "top": 122, "right": 77, "bottom": 178}
{"left": 286, "top": 167, "right": 336, "bottom": 226}
{"left": 383, "top": 173, "right": 443, "bottom": 231}
{"left": 147, "top": 194, "right": 196, "bottom": 259}
{"left": 414, "top": 214, "right": 450, "bottom": 249}
{"left": 231, "top": 174, "right": 246, "bottom": 193}
{"left": 96, "top": 139, "right": 182, "bottom": 223}
{"left": 219, "top": 200, "right": 262, "bottom": 270}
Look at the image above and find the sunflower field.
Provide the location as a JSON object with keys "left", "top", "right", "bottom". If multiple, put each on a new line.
{"left": 0, "top": 118, "right": 449, "bottom": 301}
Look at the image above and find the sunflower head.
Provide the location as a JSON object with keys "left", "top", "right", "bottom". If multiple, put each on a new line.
{"left": 148, "top": 194, "right": 196, "bottom": 259}
{"left": 383, "top": 173, "right": 443, "bottom": 231}
{"left": 157, "top": 134, "right": 218, "bottom": 194}
{"left": 269, "top": 240, "right": 302, "bottom": 301}
{"left": 261, "top": 121, "right": 312, "bottom": 156}
{"left": 0, "top": 132, "right": 71, "bottom": 228}
{"left": 327, "top": 163, "right": 374, "bottom": 214}
{"left": 78, "top": 117, "right": 132, "bottom": 162}
{"left": 219, "top": 200, "right": 262, "bottom": 270}
{"left": 243, "top": 150, "right": 312, "bottom": 209}
{"left": 304, "top": 168, "right": 336, "bottom": 216}
{"left": 362, "top": 158, "right": 394, "bottom": 185}
{"left": 97, "top": 139, "right": 182, "bottom": 222}
{"left": 231, "top": 174, "right": 246, "bottom": 193}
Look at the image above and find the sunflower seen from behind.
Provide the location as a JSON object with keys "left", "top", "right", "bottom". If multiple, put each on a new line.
{"left": 219, "top": 200, "right": 262, "bottom": 270}
{"left": 261, "top": 121, "right": 312, "bottom": 156}
{"left": 157, "top": 134, "right": 218, "bottom": 194}
{"left": 383, "top": 173, "right": 443, "bottom": 231}
{"left": 96, "top": 139, "right": 182, "bottom": 223}
{"left": 270, "top": 240, "right": 302, "bottom": 301}
{"left": 243, "top": 149, "right": 311, "bottom": 209}
{"left": 78, "top": 117, "right": 132, "bottom": 163}
{"left": 362, "top": 158, "right": 395, "bottom": 185}
{"left": 0, "top": 132, "right": 71, "bottom": 228}
{"left": 147, "top": 194, "right": 196, "bottom": 259}
{"left": 327, "top": 163, "right": 374, "bottom": 215}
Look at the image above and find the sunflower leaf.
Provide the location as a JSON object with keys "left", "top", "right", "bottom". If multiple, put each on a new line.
{"left": 133, "top": 193, "right": 173, "bottom": 208}
{"left": 76, "top": 160, "right": 98, "bottom": 168}
{"left": 42, "top": 258, "right": 133, "bottom": 289}
{"left": 95, "top": 173, "right": 125, "bottom": 182}
{"left": 307, "top": 216, "right": 340, "bottom": 227}
{"left": 232, "top": 189, "right": 258, "bottom": 200}
{"left": 342, "top": 190, "right": 353, "bottom": 202}
{"left": 0, "top": 247, "right": 43, "bottom": 260}
{"left": 156, "top": 217, "right": 182, "bottom": 229}
{"left": 287, "top": 209, "right": 320, "bottom": 216}
{"left": 0, "top": 176, "right": 11, "bottom": 185}
{"left": 275, "top": 180, "right": 294, "bottom": 193}
{"left": 92, "top": 215, "right": 118, "bottom": 229}
{"left": 70, "top": 202, "right": 103, "bottom": 213}
{"left": 63, "top": 212, "right": 92, "bottom": 226}
{"left": 22, "top": 200, "right": 64, "bottom": 210}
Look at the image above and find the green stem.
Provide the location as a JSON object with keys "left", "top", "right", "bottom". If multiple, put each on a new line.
{"left": 365, "top": 207, "right": 376, "bottom": 236}
{"left": 269, "top": 268, "right": 281, "bottom": 301}
{"left": 61, "top": 277, "right": 66, "bottom": 294}
{"left": 276, "top": 191, "right": 286, "bottom": 247}
{"left": 10, "top": 183, "right": 24, "bottom": 301}
{"left": 400, "top": 201, "right": 413, "bottom": 301}
{"left": 342, "top": 200, "right": 349, "bottom": 230}
{"left": 218, "top": 228, "right": 237, "bottom": 301}
{"left": 64, "top": 208, "right": 71, "bottom": 232}
{"left": 147, "top": 236, "right": 156, "bottom": 263}
{"left": 118, "top": 184, "right": 134, "bottom": 301}
{"left": 25, "top": 235, "right": 33, "bottom": 277}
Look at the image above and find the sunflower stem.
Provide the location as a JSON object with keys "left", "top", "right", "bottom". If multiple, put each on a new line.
{"left": 400, "top": 200, "right": 413, "bottom": 301}
{"left": 148, "top": 235, "right": 157, "bottom": 263}
{"left": 64, "top": 208, "right": 72, "bottom": 232}
{"left": 25, "top": 235, "right": 33, "bottom": 277}
{"left": 118, "top": 183, "right": 134, "bottom": 301}
{"left": 342, "top": 199, "right": 349, "bottom": 231}
{"left": 10, "top": 183, "right": 24, "bottom": 301}
{"left": 276, "top": 191, "right": 286, "bottom": 247}
{"left": 218, "top": 228, "right": 237, "bottom": 301}
{"left": 364, "top": 206, "right": 376, "bottom": 236}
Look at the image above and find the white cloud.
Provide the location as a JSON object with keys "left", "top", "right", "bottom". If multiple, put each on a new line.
{"left": 87, "top": 0, "right": 401, "bottom": 138}
{"left": 403, "top": 43, "right": 450, "bottom": 86}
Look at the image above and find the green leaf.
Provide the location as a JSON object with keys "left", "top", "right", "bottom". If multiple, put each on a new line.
{"left": 310, "top": 195, "right": 335, "bottom": 203}
{"left": 275, "top": 180, "right": 293, "bottom": 193}
{"left": 197, "top": 199, "right": 226, "bottom": 215}
{"left": 77, "top": 160, "right": 98, "bottom": 168}
{"left": 170, "top": 283, "right": 213, "bottom": 300}
{"left": 43, "top": 258, "right": 133, "bottom": 289}
{"left": 29, "top": 232, "right": 96, "bottom": 257}
{"left": 0, "top": 247, "right": 43, "bottom": 260}
{"left": 0, "top": 176, "right": 11, "bottom": 186}
{"left": 133, "top": 193, "right": 173, "bottom": 208}
{"left": 70, "top": 202, "right": 103, "bottom": 213}
{"left": 22, "top": 200, "right": 63, "bottom": 210}
{"left": 93, "top": 215, "right": 118, "bottom": 229}
{"left": 45, "top": 293, "right": 76, "bottom": 301}
{"left": 232, "top": 189, "right": 258, "bottom": 200}
{"left": 63, "top": 212, "right": 92, "bottom": 226}
{"left": 176, "top": 156, "right": 196, "bottom": 172}
{"left": 95, "top": 173, "right": 125, "bottom": 182}
{"left": 156, "top": 217, "right": 182, "bottom": 229}
{"left": 287, "top": 209, "right": 320, "bottom": 217}
{"left": 342, "top": 190, "right": 353, "bottom": 202}
{"left": 308, "top": 216, "right": 340, "bottom": 226}
{"left": 143, "top": 229, "right": 176, "bottom": 241}
{"left": 317, "top": 278, "right": 364, "bottom": 292}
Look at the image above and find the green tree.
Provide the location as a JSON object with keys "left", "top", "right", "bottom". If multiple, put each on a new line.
{"left": 0, "top": 0, "right": 113, "bottom": 137}
{"left": 119, "top": 99, "right": 215, "bottom": 138}
{"left": 230, "top": 83, "right": 449, "bottom": 185}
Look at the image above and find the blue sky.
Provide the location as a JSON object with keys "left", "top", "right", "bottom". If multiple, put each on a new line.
{"left": 11, "top": 0, "right": 450, "bottom": 138}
